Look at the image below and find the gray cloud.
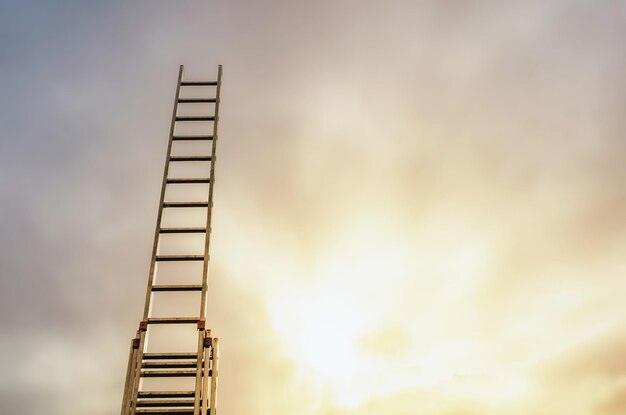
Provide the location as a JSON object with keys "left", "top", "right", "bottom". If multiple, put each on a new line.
{"left": 1, "top": 1, "right": 625, "bottom": 414}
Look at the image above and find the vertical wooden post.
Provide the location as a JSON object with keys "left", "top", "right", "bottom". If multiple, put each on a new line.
{"left": 193, "top": 329, "right": 206, "bottom": 415}
{"left": 210, "top": 338, "right": 219, "bottom": 415}
{"left": 120, "top": 337, "right": 137, "bottom": 415}
{"left": 199, "top": 64, "right": 223, "bottom": 319}
{"left": 129, "top": 330, "right": 147, "bottom": 415}
{"left": 142, "top": 64, "right": 184, "bottom": 320}
{"left": 201, "top": 333, "right": 212, "bottom": 414}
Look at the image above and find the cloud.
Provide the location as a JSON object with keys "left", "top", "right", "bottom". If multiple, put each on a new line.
{"left": 595, "top": 386, "right": 626, "bottom": 415}
{"left": 2, "top": 1, "right": 626, "bottom": 415}
{"left": 360, "top": 327, "right": 413, "bottom": 357}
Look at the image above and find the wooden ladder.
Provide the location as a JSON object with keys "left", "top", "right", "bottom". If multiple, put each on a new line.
{"left": 120, "top": 65, "right": 223, "bottom": 415}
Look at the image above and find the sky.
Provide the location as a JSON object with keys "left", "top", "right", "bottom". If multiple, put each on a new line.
{"left": 1, "top": 1, "right": 626, "bottom": 414}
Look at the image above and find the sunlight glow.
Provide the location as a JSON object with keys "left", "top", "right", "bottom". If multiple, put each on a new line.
{"left": 262, "top": 221, "right": 518, "bottom": 409}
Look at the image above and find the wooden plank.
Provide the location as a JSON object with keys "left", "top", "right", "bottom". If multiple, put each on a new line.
{"left": 169, "top": 156, "right": 212, "bottom": 162}
{"left": 137, "top": 391, "right": 195, "bottom": 399}
{"left": 121, "top": 338, "right": 137, "bottom": 415}
{"left": 180, "top": 81, "right": 217, "bottom": 86}
{"left": 151, "top": 285, "right": 203, "bottom": 292}
{"left": 162, "top": 202, "right": 209, "bottom": 208}
{"left": 141, "top": 370, "right": 197, "bottom": 377}
{"left": 155, "top": 255, "right": 205, "bottom": 262}
{"left": 159, "top": 228, "right": 206, "bottom": 234}
{"left": 175, "top": 116, "right": 215, "bottom": 122}
{"left": 199, "top": 65, "right": 223, "bottom": 320}
{"left": 143, "top": 361, "right": 201, "bottom": 369}
{"left": 129, "top": 331, "right": 147, "bottom": 415}
{"left": 210, "top": 338, "right": 219, "bottom": 415}
{"left": 166, "top": 178, "right": 211, "bottom": 184}
{"left": 136, "top": 399, "right": 195, "bottom": 407}
{"left": 193, "top": 331, "right": 204, "bottom": 415}
{"left": 147, "top": 317, "right": 199, "bottom": 324}
{"left": 178, "top": 98, "right": 216, "bottom": 103}
{"left": 172, "top": 136, "right": 213, "bottom": 141}
{"left": 143, "top": 353, "right": 197, "bottom": 360}
{"left": 201, "top": 333, "right": 211, "bottom": 415}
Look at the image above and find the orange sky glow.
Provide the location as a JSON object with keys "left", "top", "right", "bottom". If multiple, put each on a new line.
{"left": 1, "top": 2, "right": 625, "bottom": 415}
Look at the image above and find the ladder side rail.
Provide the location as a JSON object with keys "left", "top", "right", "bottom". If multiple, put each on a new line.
{"left": 210, "top": 338, "right": 219, "bottom": 415}
{"left": 142, "top": 64, "right": 185, "bottom": 319}
{"left": 201, "top": 335, "right": 211, "bottom": 414}
{"left": 200, "top": 64, "right": 223, "bottom": 319}
{"left": 129, "top": 66, "right": 184, "bottom": 415}
{"left": 196, "top": 65, "right": 223, "bottom": 414}
{"left": 129, "top": 330, "right": 147, "bottom": 415}
{"left": 120, "top": 336, "right": 138, "bottom": 415}
{"left": 193, "top": 330, "right": 207, "bottom": 415}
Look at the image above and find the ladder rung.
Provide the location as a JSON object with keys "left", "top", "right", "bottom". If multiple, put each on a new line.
{"left": 141, "top": 370, "right": 197, "bottom": 377}
{"left": 143, "top": 361, "right": 199, "bottom": 369}
{"left": 147, "top": 317, "right": 199, "bottom": 324}
{"left": 137, "top": 399, "right": 195, "bottom": 407}
{"left": 143, "top": 353, "right": 198, "bottom": 360}
{"left": 156, "top": 255, "right": 205, "bottom": 262}
{"left": 178, "top": 98, "right": 216, "bottom": 103}
{"left": 172, "top": 135, "right": 213, "bottom": 141}
{"left": 166, "top": 178, "right": 211, "bottom": 184}
{"left": 151, "top": 284, "right": 203, "bottom": 292}
{"left": 136, "top": 409, "right": 194, "bottom": 414}
{"left": 138, "top": 391, "right": 195, "bottom": 399}
{"left": 159, "top": 227, "right": 206, "bottom": 234}
{"left": 180, "top": 81, "right": 217, "bottom": 86}
{"left": 175, "top": 116, "right": 215, "bottom": 122}
{"left": 169, "top": 156, "right": 212, "bottom": 162}
{"left": 163, "top": 202, "right": 209, "bottom": 208}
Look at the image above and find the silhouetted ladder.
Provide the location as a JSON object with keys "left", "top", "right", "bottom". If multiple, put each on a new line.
{"left": 121, "top": 65, "right": 223, "bottom": 415}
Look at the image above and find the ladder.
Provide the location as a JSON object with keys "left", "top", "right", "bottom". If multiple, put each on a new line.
{"left": 120, "top": 65, "right": 223, "bottom": 415}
